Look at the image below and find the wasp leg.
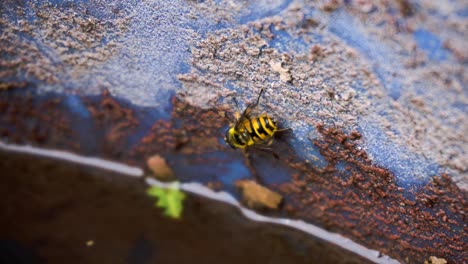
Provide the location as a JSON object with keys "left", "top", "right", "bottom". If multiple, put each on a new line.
{"left": 231, "top": 97, "right": 242, "bottom": 121}
{"left": 254, "top": 139, "right": 280, "bottom": 160}
{"left": 256, "top": 146, "right": 273, "bottom": 152}
{"left": 234, "top": 111, "right": 241, "bottom": 120}
{"left": 265, "top": 138, "right": 274, "bottom": 146}
{"left": 242, "top": 149, "right": 266, "bottom": 185}
{"left": 261, "top": 147, "right": 280, "bottom": 160}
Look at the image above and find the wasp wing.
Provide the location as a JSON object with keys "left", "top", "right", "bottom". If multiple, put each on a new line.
{"left": 234, "top": 89, "right": 265, "bottom": 130}
{"left": 234, "top": 103, "right": 255, "bottom": 129}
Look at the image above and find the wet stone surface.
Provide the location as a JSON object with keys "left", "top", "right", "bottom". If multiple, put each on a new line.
{"left": 1, "top": 0, "right": 467, "bottom": 263}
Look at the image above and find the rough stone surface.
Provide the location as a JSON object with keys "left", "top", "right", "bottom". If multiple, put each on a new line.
{"left": 0, "top": 0, "right": 467, "bottom": 263}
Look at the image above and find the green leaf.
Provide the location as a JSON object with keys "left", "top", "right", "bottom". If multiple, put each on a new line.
{"left": 146, "top": 183, "right": 186, "bottom": 219}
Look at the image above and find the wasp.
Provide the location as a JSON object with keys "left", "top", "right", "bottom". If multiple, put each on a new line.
{"left": 225, "top": 89, "right": 289, "bottom": 149}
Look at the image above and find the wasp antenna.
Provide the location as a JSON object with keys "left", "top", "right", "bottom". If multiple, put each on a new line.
{"left": 232, "top": 97, "right": 241, "bottom": 112}
{"left": 255, "top": 88, "right": 265, "bottom": 106}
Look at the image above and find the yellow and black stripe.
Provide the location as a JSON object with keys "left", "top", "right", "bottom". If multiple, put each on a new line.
{"left": 243, "top": 115, "right": 276, "bottom": 143}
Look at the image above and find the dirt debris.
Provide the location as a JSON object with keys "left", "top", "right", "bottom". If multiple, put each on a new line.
{"left": 236, "top": 180, "right": 283, "bottom": 210}
{"left": 443, "top": 38, "right": 468, "bottom": 63}
{"left": 424, "top": 256, "right": 448, "bottom": 264}
{"left": 147, "top": 155, "right": 176, "bottom": 181}
{"left": 269, "top": 60, "right": 292, "bottom": 82}
{"left": 319, "top": 0, "right": 344, "bottom": 12}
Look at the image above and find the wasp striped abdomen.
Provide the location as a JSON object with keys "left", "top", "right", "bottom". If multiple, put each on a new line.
{"left": 225, "top": 114, "right": 277, "bottom": 149}
{"left": 225, "top": 88, "right": 288, "bottom": 149}
{"left": 244, "top": 115, "right": 277, "bottom": 143}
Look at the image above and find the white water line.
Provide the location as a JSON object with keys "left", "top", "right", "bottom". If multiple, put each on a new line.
{"left": 0, "top": 141, "right": 143, "bottom": 177}
{"left": 0, "top": 141, "right": 399, "bottom": 264}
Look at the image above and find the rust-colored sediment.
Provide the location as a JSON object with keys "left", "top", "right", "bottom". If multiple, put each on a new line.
{"left": 135, "top": 96, "right": 229, "bottom": 156}
{"left": 0, "top": 94, "right": 74, "bottom": 148}
{"left": 84, "top": 90, "right": 139, "bottom": 156}
{"left": 278, "top": 124, "right": 466, "bottom": 263}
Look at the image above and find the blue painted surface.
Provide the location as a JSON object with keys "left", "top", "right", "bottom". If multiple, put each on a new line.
{"left": 171, "top": 152, "right": 249, "bottom": 181}
{"left": 62, "top": 95, "right": 98, "bottom": 154}
{"left": 452, "top": 101, "right": 468, "bottom": 112}
{"left": 221, "top": 160, "right": 251, "bottom": 185}
{"left": 289, "top": 125, "right": 328, "bottom": 170}
{"left": 47, "top": 0, "right": 90, "bottom": 6}
{"left": 253, "top": 153, "right": 292, "bottom": 185}
{"left": 413, "top": 29, "right": 450, "bottom": 61}
{"left": 64, "top": 95, "right": 91, "bottom": 118}
{"left": 268, "top": 27, "right": 311, "bottom": 54}
{"left": 357, "top": 120, "right": 440, "bottom": 189}
{"left": 239, "top": 0, "right": 293, "bottom": 24}
{"left": 329, "top": 10, "right": 403, "bottom": 100}
{"left": 335, "top": 161, "right": 352, "bottom": 176}
{"left": 268, "top": 28, "right": 293, "bottom": 53}
{"left": 456, "top": 7, "right": 468, "bottom": 17}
